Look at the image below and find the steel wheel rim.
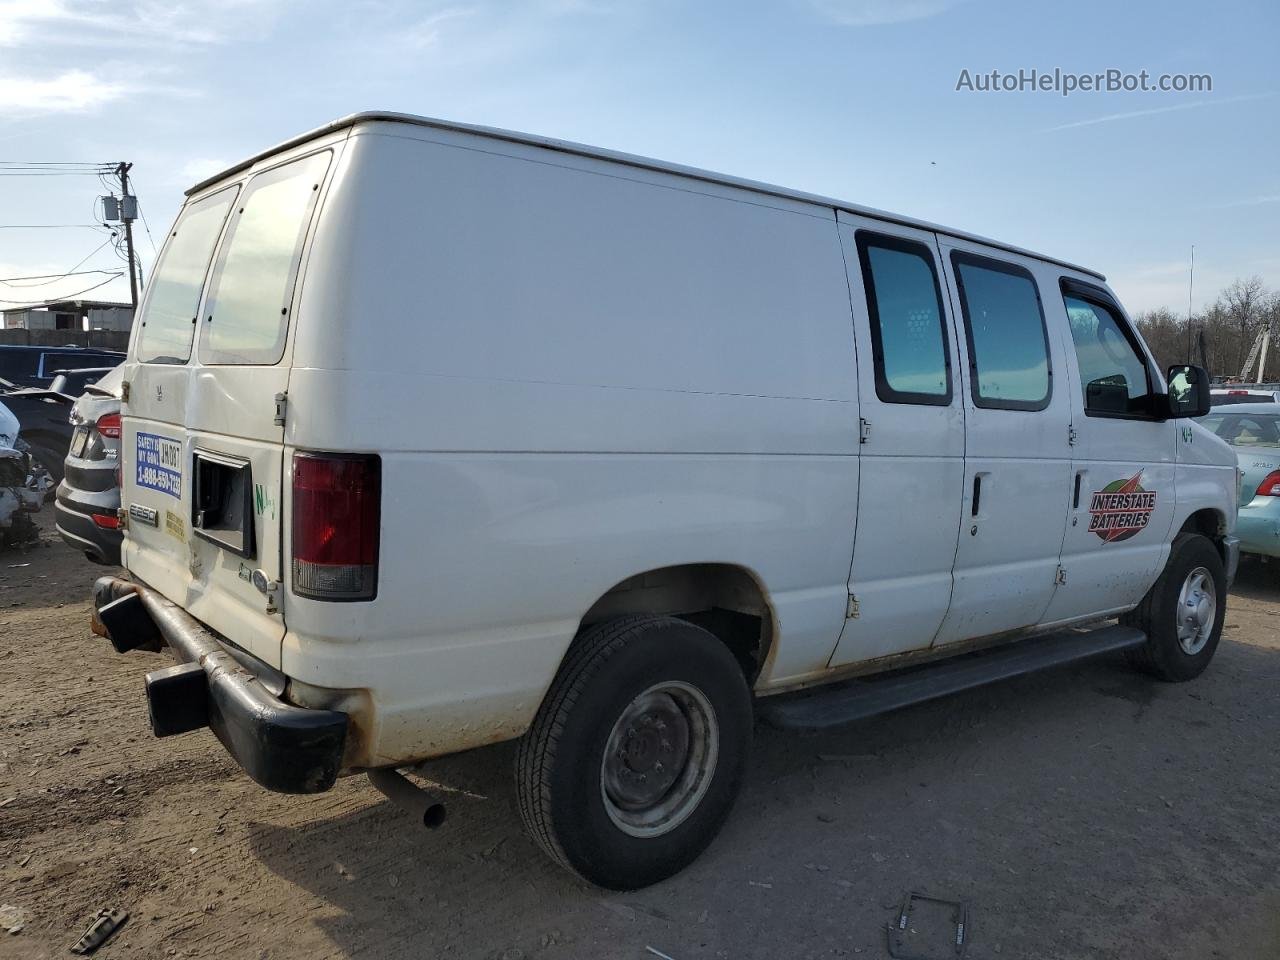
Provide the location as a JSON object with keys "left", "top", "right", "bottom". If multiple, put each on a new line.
{"left": 600, "top": 681, "right": 719, "bottom": 839}
{"left": 1176, "top": 565, "right": 1216, "bottom": 656}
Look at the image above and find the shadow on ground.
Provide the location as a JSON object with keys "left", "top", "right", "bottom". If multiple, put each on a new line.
{"left": 244, "top": 626, "right": 1280, "bottom": 960}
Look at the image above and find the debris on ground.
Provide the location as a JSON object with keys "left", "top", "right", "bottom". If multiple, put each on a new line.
{"left": 69, "top": 907, "right": 129, "bottom": 955}
{"left": 886, "top": 892, "right": 967, "bottom": 960}
{"left": 1, "top": 903, "right": 28, "bottom": 935}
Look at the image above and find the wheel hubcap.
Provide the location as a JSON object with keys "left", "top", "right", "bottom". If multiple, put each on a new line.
{"left": 600, "top": 682, "right": 718, "bottom": 838}
{"left": 1176, "top": 566, "right": 1216, "bottom": 656}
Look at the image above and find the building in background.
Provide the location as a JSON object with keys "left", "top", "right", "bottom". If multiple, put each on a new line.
{"left": 1, "top": 299, "right": 133, "bottom": 332}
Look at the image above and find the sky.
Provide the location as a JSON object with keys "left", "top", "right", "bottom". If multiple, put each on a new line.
{"left": 0, "top": 0, "right": 1276, "bottom": 317}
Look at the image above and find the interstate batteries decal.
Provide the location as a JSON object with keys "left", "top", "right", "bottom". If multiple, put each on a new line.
{"left": 1088, "top": 471, "right": 1156, "bottom": 543}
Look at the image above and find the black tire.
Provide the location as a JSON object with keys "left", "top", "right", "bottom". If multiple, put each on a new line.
{"left": 1121, "top": 532, "right": 1226, "bottom": 682}
{"left": 515, "top": 615, "right": 752, "bottom": 890}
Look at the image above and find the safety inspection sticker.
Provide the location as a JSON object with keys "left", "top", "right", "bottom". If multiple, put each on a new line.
{"left": 136, "top": 433, "right": 182, "bottom": 499}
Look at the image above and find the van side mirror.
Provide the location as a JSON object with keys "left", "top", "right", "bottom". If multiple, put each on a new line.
{"left": 1165, "top": 364, "right": 1211, "bottom": 419}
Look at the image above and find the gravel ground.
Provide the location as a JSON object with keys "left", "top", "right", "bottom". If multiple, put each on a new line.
{"left": 2, "top": 515, "right": 1278, "bottom": 960}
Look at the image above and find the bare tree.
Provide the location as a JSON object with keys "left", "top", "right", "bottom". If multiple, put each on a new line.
{"left": 1134, "top": 307, "right": 1186, "bottom": 369}
{"left": 1217, "top": 276, "right": 1270, "bottom": 376}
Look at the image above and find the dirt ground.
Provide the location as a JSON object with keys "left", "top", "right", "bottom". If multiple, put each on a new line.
{"left": 2, "top": 514, "right": 1279, "bottom": 960}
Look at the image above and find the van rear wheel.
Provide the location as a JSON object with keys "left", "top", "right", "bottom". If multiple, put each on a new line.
{"left": 1121, "top": 533, "right": 1226, "bottom": 682}
{"left": 515, "top": 615, "right": 751, "bottom": 890}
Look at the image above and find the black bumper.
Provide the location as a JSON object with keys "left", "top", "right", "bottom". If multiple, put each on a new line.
{"left": 92, "top": 577, "right": 348, "bottom": 794}
{"left": 55, "top": 491, "right": 122, "bottom": 566}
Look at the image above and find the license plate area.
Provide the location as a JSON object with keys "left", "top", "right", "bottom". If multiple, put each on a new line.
{"left": 192, "top": 449, "right": 255, "bottom": 558}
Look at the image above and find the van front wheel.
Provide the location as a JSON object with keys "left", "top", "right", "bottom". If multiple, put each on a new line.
{"left": 515, "top": 616, "right": 752, "bottom": 890}
{"left": 1121, "top": 533, "right": 1226, "bottom": 682}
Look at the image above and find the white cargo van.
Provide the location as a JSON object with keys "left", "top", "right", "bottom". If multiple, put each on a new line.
{"left": 94, "top": 112, "right": 1239, "bottom": 890}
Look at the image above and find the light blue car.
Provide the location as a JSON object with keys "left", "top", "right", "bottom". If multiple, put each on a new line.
{"left": 1202, "top": 401, "right": 1280, "bottom": 559}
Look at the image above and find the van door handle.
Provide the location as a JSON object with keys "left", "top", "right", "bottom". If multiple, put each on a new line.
{"left": 1073, "top": 471, "right": 1084, "bottom": 509}
{"left": 971, "top": 475, "right": 982, "bottom": 517}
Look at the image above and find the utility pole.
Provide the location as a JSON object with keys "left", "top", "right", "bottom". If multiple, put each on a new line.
{"left": 115, "top": 162, "right": 139, "bottom": 311}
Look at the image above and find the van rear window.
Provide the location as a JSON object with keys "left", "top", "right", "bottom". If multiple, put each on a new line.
{"left": 199, "top": 151, "right": 330, "bottom": 365}
{"left": 136, "top": 186, "right": 238, "bottom": 364}
{"left": 856, "top": 232, "right": 951, "bottom": 405}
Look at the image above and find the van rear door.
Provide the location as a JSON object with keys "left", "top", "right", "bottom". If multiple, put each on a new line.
{"left": 122, "top": 148, "right": 335, "bottom": 668}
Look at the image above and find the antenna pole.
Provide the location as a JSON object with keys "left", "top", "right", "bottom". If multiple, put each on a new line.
{"left": 1185, "top": 244, "right": 1195, "bottom": 364}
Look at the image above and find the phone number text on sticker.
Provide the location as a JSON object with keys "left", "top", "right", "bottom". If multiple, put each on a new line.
{"left": 136, "top": 432, "right": 182, "bottom": 498}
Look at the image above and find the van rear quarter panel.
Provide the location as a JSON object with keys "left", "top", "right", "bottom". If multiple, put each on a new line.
{"left": 285, "top": 126, "right": 861, "bottom": 763}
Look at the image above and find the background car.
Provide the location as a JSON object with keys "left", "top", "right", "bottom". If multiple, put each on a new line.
{"left": 54, "top": 366, "right": 124, "bottom": 565}
{"left": 1201, "top": 401, "right": 1280, "bottom": 562}
{"left": 0, "top": 345, "right": 123, "bottom": 388}
{"left": 1209, "top": 385, "right": 1280, "bottom": 406}
{"left": 47, "top": 367, "right": 117, "bottom": 397}
{"left": 0, "top": 382, "right": 75, "bottom": 491}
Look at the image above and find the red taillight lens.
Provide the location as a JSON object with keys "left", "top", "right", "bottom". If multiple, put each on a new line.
{"left": 96, "top": 413, "right": 122, "bottom": 439}
{"left": 291, "top": 453, "right": 380, "bottom": 601}
{"left": 1256, "top": 470, "right": 1280, "bottom": 498}
{"left": 92, "top": 512, "right": 120, "bottom": 529}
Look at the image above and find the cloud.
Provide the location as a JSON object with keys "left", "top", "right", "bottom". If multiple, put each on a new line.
{"left": 808, "top": 0, "right": 967, "bottom": 27}
{"left": 0, "top": 0, "right": 261, "bottom": 116}
{"left": 1044, "top": 91, "right": 1276, "bottom": 133}
{"left": 1210, "top": 194, "right": 1280, "bottom": 209}
{"left": 399, "top": 6, "right": 477, "bottom": 49}
{"left": 0, "top": 0, "right": 286, "bottom": 49}
{"left": 179, "top": 157, "right": 233, "bottom": 183}
{"left": 1109, "top": 259, "right": 1243, "bottom": 316}
{"left": 0, "top": 69, "right": 127, "bottom": 115}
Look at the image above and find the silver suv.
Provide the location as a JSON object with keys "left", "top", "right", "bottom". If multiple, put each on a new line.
{"left": 54, "top": 366, "right": 123, "bottom": 565}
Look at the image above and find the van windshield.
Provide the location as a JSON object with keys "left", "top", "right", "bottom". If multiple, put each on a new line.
{"left": 199, "top": 151, "right": 330, "bottom": 365}
{"left": 136, "top": 186, "right": 238, "bottom": 364}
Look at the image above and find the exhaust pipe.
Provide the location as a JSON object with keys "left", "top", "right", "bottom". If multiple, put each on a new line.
{"left": 368, "top": 768, "right": 447, "bottom": 829}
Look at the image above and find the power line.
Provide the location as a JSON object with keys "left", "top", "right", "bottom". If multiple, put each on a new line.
{"left": 0, "top": 268, "right": 121, "bottom": 285}
{"left": 62, "top": 237, "right": 117, "bottom": 279}
{"left": 0, "top": 160, "right": 112, "bottom": 166}
{"left": 126, "top": 174, "right": 160, "bottom": 256}
{"left": 0, "top": 274, "right": 123, "bottom": 305}
{"left": 0, "top": 224, "right": 106, "bottom": 230}
{"left": 0, "top": 171, "right": 114, "bottom": 177}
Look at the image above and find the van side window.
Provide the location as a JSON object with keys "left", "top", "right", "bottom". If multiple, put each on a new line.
{"left": 952, "top": 253, "right": 1051, "bottom": 411}
{"left": 136, "top": 186, "right": 238, "bottom": 364}
{"left": 199, "top": 151, "right": 331, "bottom": 365}
{"left": 1061, "top": 287, "right": 1154, "bottom": 417}
{"left": 856, "top": 232, "right": 951, "bottom": 404}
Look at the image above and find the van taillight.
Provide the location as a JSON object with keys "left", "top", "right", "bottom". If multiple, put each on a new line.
{"left": 1256, "top": 470, "right": 1280, "bottom": 498}
{"left": 291, "top": 453, "right": 380, "bottom": 601}
{"left": 96, "top": 413, "right": 121, "bottom": 439}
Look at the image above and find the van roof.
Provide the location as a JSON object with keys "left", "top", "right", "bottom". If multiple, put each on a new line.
{"left": 187, "top": 111, "right": 1106, "bottom": 282}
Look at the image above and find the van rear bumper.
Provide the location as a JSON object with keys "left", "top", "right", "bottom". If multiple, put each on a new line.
{"left": 91, "top": 576, "right": 348, "bottom": 795}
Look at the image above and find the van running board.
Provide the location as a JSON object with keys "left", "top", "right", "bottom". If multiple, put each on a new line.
{"left": 758, "top": 624, "right": 1146, "bottom": 731}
